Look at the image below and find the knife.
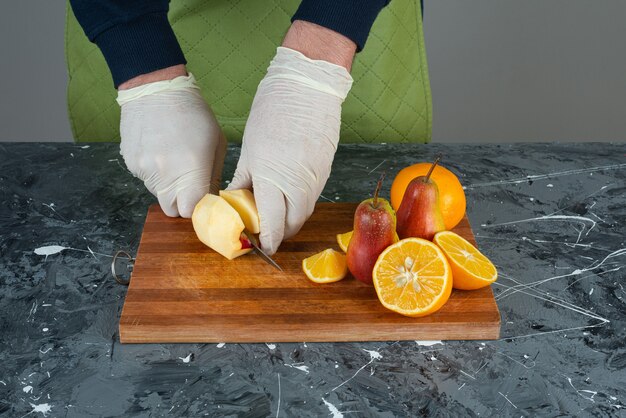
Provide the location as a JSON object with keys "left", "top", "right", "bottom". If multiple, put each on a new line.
{"left": 243, "top": 229, "right": 283, "bottom": 271}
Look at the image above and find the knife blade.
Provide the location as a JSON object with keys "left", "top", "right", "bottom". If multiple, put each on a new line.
{"left": 243, "top": 229, "right": 283, "bottom": 271}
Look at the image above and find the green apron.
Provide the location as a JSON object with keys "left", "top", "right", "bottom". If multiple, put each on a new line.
{"left": 65, "top": 0, "right": 431, "bottom": 143}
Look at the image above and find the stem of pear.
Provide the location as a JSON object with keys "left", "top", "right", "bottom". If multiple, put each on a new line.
{"left": 373, "top": 172, "right": 386, "bottom": 207}
{"left": 425, "top": 154, "right": 442, "bottom": 181}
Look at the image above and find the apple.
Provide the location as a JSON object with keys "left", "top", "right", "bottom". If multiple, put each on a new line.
{"left": 219, "top": 189, "right": 260, "bottom": 234}
{"left": 192, "top": 194, "right": 254, "bottom": 260}
{"left": 239, "top": 234, "right": 253, "bottom": 249}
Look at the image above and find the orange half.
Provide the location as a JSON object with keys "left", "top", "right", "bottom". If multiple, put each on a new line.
{"left": 372, "top": 238, "right": 452, "bottom": 317}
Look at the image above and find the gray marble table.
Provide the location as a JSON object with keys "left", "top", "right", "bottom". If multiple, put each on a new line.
{"left": 1, "top": 143, "right": 625, "bottom": 417}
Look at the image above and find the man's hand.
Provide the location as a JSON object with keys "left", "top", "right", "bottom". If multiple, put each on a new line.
{"left": 227, "top": 23, "right": 355, "bottom": 254}
{"left": 118, "top": 69, "right": 226, "bottom": 218}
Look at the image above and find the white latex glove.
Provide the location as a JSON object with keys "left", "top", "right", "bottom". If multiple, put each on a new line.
{"left": 227, "top": 47, "right": 353, "bottom": 254}
{"left": 117, "top": 74, "right": 226, "bottom": 218}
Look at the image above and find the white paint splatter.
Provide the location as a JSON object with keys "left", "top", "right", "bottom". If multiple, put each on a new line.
{"left": 265, "top": 343, "right": 276, "bottom": 350}
{"left": 25, "top": 403, "right": 52, "bottom": 416}
{"left": 459, "top": 361, "right": 489, "bottom": 381}
{"left": 322, "top": 398, "right": 344, "bottom": 418}
{"left": 179, "top": 354, "right": 192, "bottom": 363}
{"left": 23, "top": 385, "right": 33, "bottom": 393}
{"left": 216, "top": 343, "right": 225, "bottom": 348}
{"left": 34, "top": 245, "right": 114, "bottom": 260}
{"left": 566, "top": 376, "right": 598, "bottom": 402}
{"left": 80, "top": 145, "right": 90, "bottom": 149}
{"left": 589, "top": 288, "right": 594, "bottom": 295}
{"left": 460, "top": 370, "right": 477, "bottom": 380}
{"left": 27, "top": 301, "right": 38, "bottom": 321}
{"left": 503, "top": 322, "right": 608, "bottom": 341}
{"left": 367, "top": 159, "right": 387, "bottom": 174}
{"left": 496, "top": 248, "right": 625, "bottom": 302}
{"left": 42, "top": 328, "right": 48, "bottom": 332}
{"left": 497, "top": 271, "right": 616, "bottom": 337}
{"left": 42, "top": 203, "right": 57, "bottom": 214}
{"left": 464, "top": 163, "right": 626, "bottom": 189}
{"left": 86, "top": 246, "right": 98, "bottom": 260}
{"left": 34, "top": 246, "right": 67, "bottom": 259}
{"left": 498, "top": 391, "right": 518, "bottom": 408}
{"left": 331, "top": 349, "right": 383, "bottom": 392}
{"left": 529, "top": 197, "right": 535, "bottom": 202}
{"left": 482, "top": 214, "right": 597, "bottom": 236}
{"left": 546, "top": 184, "right": 554, "bottom": 188}
{"left": 416, "top": 340, "right": 443, "bottom": 347}
{"left": 363, "top": 349, "right": 382, "bottom": 360}
{"left": 275, "top": 373, "right": 281, "bottom": 418}
{"left": 285, "top": 363, "right": 310, "bottom": 374}
{"left": 479, "top": 234, "right": 607, "bottom": 250}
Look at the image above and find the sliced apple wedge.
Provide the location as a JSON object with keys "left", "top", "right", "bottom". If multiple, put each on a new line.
{"left": 192, "top": 194, "right": 253, "bottom": 260}
{"left": 219, "top": 189, "right": 260, "bottom": 234}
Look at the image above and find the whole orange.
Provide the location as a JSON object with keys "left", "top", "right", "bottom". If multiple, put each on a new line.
{"left": 390, "top": 163, "right": 466, "bottom": 230}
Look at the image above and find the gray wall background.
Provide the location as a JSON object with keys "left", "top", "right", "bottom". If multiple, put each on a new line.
{"left": 1, "top": 0, "right": 624, "bottom": 143}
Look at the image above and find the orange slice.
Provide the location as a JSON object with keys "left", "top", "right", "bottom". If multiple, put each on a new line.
{"left": 336, "top": 231, "right": 353, "bottom": 253}
{"left": 433, "top": 231, "right": 497, "bottom": 290}
{"left": 372, "top": 238, "right": 452, "bottom": 317}
{"left": 302, "top": 249, "right": 348, "bottom": 284}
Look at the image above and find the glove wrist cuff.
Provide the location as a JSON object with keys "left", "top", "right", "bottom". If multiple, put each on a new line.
{"left": 116, "top": 73, "right": 199, "bottom": 106}
{"left": 265, "top": 47, "right": 354, "bottom": 100}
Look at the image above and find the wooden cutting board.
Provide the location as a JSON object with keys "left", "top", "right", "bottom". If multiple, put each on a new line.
{"left": 119, "top": 203, "right": 500, "bottom": 343}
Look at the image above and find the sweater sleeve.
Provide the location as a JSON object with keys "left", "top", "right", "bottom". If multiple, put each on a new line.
{"left": 69, "top": 0, "right": 186, "bottom": 88}
{"left": 291, "top": 0, "right": 391, "bottom": 52}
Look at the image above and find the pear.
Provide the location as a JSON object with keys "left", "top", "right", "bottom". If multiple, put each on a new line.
{"left": 396, "top": 155, "right": 446, "bottom": 241}
{"left": 347, "top": 175, "right": 397, "bottom": 285}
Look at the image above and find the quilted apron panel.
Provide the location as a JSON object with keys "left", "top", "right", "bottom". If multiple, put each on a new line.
{"left": 65, "top": 0, "right": 431, "bottom": 143}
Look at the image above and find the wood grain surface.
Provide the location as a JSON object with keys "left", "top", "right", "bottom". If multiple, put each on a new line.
{"left": 119, "top": 203, "right": 501, "bottom": 343}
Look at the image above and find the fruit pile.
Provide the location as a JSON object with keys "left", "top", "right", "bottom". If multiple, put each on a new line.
{"left": 302, "top": 157, "right": 497, "bottom": 318}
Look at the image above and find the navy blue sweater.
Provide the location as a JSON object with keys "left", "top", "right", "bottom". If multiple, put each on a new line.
{"left": 69, "top": 0, "right": 390, "bottom": 88}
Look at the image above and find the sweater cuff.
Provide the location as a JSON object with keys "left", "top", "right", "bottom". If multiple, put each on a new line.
{"left": 292, "top": 0, "right": 389, "bottom": 52}
{"left": 93, "top": 12, "right": 187, "bottom": 88}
